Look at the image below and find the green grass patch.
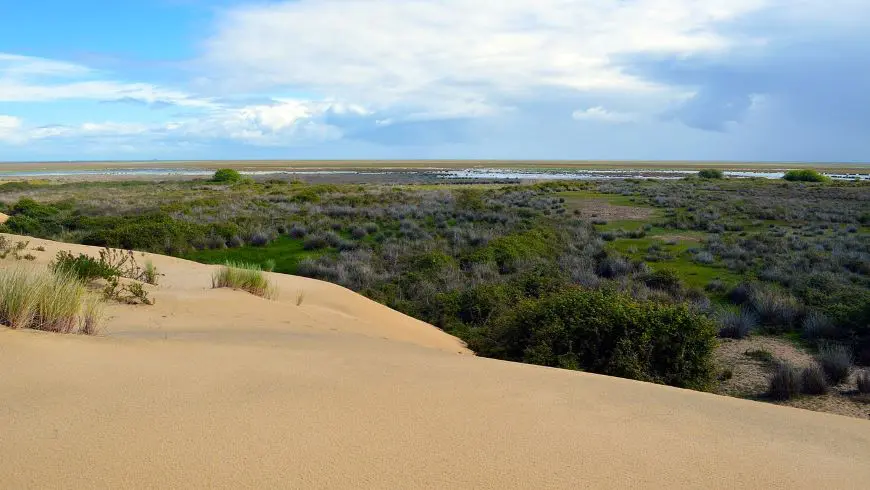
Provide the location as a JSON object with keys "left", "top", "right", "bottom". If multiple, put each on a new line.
{"left": 606, "top": 234, "right": 742, "bottom": 291}
{"left": 184, "top": 236, "right": 323, "bottom": 274}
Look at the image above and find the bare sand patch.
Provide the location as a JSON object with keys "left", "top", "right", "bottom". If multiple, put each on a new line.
{"left": 716, "top": 336, "right": 870, "bottom": 419}
{"left": 568, "top": 198, "right": 655, "bottom": 221}
{"left": 2, "top": 234, "right": 869, "bottom": 489}
{"left": 0, "top": 212, "right": 8, "bottom": 224}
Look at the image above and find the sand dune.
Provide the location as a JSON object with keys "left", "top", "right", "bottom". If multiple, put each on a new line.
{"left": 1, "top": 234, "right": 869, "bottom": 489}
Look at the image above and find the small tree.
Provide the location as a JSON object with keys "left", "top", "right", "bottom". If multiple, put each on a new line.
{"left": 212, "top": 168, "right": 243, "bottom": 183}
{"left": 698, "top": 169, "right": 724, "bottom": 179}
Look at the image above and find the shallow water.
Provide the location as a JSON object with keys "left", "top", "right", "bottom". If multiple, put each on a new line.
{"left": 0, "top": 166, "right": 867, "bottom": 181}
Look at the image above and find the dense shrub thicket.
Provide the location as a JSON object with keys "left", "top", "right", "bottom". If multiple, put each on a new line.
{"left": 468, "top": 285, "right": 716, "bottom": 389}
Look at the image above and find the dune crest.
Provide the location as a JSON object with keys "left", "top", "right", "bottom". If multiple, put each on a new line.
{"left": 1, "top": 234, "right": 869, "bottom": 489}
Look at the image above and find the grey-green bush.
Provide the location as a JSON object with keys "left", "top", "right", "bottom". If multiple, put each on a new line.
{"left": 800, "top": 365, "right": 829, "bottom": 395}
{"left": 768, "top": 362, "right": 802, "bottom": 400}
{"left": 818, "top": 344, "right": 852, "bottom": 385}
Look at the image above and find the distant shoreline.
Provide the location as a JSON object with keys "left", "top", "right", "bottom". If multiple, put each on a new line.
{"left": 1, "top": 159, "right": 869, "bottom": 173}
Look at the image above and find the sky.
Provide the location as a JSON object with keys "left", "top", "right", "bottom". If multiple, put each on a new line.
{"left": 1, "top": 0, "right": 868, "bottom": 162}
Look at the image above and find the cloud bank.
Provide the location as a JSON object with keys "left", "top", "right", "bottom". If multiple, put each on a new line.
{"left": 1, "top": 0, "right": 869, "bottom": 160}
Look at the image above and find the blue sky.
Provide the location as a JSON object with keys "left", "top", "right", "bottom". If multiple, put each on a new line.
{"left": 1, "top": 0, "right": 868, "bottom": 162}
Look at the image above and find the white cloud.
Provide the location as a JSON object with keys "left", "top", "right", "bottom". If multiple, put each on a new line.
{"left": 201, "top": 0, "right": 771, "bottom": 115}
{"left": 0, "top": 53, "right": 90, "bottom": 78}
{"left": 572, "top": 106, "right": 637, "bottom": 123}
{"left": 0, "top": 53, "right": 215, "bottom": 108}
{"left": 0, "top": 115, "right": 25, "bottom": 143}
{"left": 0, "top": 100, "right": 352, "bottom": 149}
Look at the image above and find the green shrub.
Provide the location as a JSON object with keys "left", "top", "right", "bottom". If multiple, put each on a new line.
{"left": 409, "top": 251, "right": 456, "bottom": 273}
{"left": 482, "top": 287, "right": 717, "bottom": 389}
{"left": 212, "top": 261, "right": 276, "bottom": 298}
{"left": 783, "top": 169, "right": 830, "bottom": 183}
{"left": 212, "top": 168, "right": 243, "bottom": 183}
{"left": 11, "top": 198, "right": 60, "bottom": 218}
{"left": 0, "top": 266, "right": 102, "bottom": 334}
{"left": 644, "top": 268, "right": 683, "bottom": 293}
{"left": 698, "top": 169, "right": 725, "bottom": 179}
{"left": 78, "top": 213, "right": 207, "bottom": 253}
{"left": 51, "top": 250, "right": 118, "bottom": 281}
{"left": 471, "top": 228, "right": 558, "bottom": 272}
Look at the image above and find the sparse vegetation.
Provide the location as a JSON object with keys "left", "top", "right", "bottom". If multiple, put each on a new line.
{"left": 212, "top": 261, "right": 276, "bottom": 298}
{"left": 745, "top": 348, "right": 775, "bottom": 364}
{"left": 51, "top": 248, "right": 155, "bottom": 304}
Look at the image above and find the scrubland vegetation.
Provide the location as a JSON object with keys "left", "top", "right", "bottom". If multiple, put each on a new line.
{"left": 1, "top": 171, "right": 868, "bottom": 412}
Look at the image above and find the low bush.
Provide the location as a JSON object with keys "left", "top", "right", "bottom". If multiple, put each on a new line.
{"left": 698, "top": 169, "right": 725, "bottom": 179}
{"left": 802, "top": 311, "right": 837, "bottom": 340}
{"left": 212, "top": 261, "right": 276, "bottom": 298}
{"left": 748, "top": 286, "right": 803, "bottom": 332}
{"left": 801, "top": 365, "right": 829, "bottom": 395}
{"left": 768, "top": 362, "right": 802, "bottom": 400}
{"left": 857, "top": 371, "right": 870, "bottom": 394}
{"left": 718, "top": 308, "right": 758, "bottom": 339}
{"left": 212, "top": 168, "right": 243, "bottom": 183}
{"left": 51, "top": 250, "right": 117, "bottom": 281}
{"left": 0, "top": 266, "right": 102, "bottom": 334}
{"left": 818, "top": 343, "right": 852, "bottom": 384}
{"left": 783, "top": 169, "right": 830, "bottom": 183}
{"left": 644, "top": 268, "right": 682, "bottom": 293}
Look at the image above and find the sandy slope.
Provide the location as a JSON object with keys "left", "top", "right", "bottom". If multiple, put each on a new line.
{"left": 0, "top": 212, "right": 8, "bottom": 224}
{"left": 1, "top": 234, "right": 869, "bottom": 489}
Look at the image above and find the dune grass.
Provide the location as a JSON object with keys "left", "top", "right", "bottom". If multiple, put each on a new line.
{"left": 0, "top": 266, "right": 103, "bottom": 334}
{"left": 212, "top": 261, "right": 276, "bottom": 298}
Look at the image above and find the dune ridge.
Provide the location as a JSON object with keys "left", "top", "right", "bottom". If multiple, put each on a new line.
{"left": 1, "top": 234, "right": 869, "bottom": 489}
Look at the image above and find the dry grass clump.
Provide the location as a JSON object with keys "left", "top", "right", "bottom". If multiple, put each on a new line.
{"left": 800, "top": 365, "right": 830, "bottom": 395}
{"left": 857, "top": 371, "right": 870, "bottom": 394}
{"left": 767, "top": 362, "right": 802, "bottom": 400}
{"left": 0, "top": 266, "right": 103, "bottom": 334}
{"left": 817, "top": 344, "right": 853, "bottom": 385}
{"left": 212, "top": 261, "right": 276, "bottom": 298}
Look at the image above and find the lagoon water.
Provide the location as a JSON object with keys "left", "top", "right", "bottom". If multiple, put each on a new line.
{"left": 1, "top": 166, "right": 867, "bottom": 181}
